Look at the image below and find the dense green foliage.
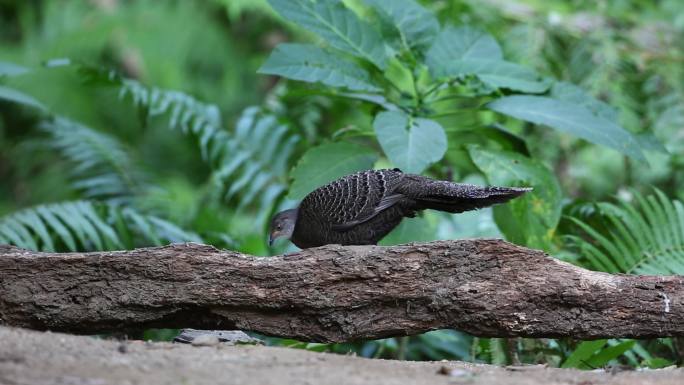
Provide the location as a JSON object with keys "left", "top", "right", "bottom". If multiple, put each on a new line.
{"left": 1, "top": 0, "right": 683, "bottom": 368}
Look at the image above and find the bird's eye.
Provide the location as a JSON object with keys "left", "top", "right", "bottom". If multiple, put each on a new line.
{"left": 276, "top": 225, "right": 282, "bottom": 230}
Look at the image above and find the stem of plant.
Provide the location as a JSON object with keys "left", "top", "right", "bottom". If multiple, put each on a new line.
{"left": 398, "top": 336, "right": 409, "bottom": 360}
{"left": 422, "top": 81, "right": 447, "bottom": 99}
{"left": 411, "top": 71, "right": 422, "bottom": 109}
{"left": 427, "top": 94, "right": 480, "bottom": 104}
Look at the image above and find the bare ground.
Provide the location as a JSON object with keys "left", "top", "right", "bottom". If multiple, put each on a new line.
{"left": 0, "top": 327, "right": 681, "bottom": 385}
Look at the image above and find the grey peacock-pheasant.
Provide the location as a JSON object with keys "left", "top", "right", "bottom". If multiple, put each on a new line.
{"left": 269, "top": 169, "right": 531, "bottom": 248}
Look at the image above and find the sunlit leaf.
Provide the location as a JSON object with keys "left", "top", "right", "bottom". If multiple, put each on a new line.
{"left": 259, "top": 43, "right": 381, "bottom": 91}
{"left": 432, "top": 59, "right": 549, "bottom": 93}
{"left": 562, "top": 340, "right": 607, "bottom": 369}
{"left": 488, "top": 96, "right": 646, "bottom": 162}
{"left": 551, "top": 81, "right": 618, "bottom": 122}
{"left": 373, "top": 111, "right": 447, "bottom": 174}
{"left": 366, "top": 0, "right": 439, "bottom": 53}
{"left": 426, "top": 25, "right": 502, "bottom": 72}
{"left": 267, "top": 0, "right": 387, "bottom": 69}
{"left": 585, "top": 340, "right": 636, "bottom": 369}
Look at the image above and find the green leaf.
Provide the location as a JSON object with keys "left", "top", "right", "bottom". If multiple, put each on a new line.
{"left": 432, "top": 59, "right": 549, "bottom": 93}
{"left": 488, "top": 96, "right": 646, "bottom": 162}
{"left": 336, "top": 92, "right": 399, "bottom": 111}
{"left": 258, "top": 43, "right": 381, "bottom": 92}
{"left": 567, "top": 188, "right": 684, "bottom": 275}
{"left": 41, "top": 117, "right": 142, "bottom": 202}
{"left": 373, "top": 111, "right": 447, "bottom": 174}
{"left": 0, "top": 85, "right": 46, "bottom": 111}
{"left": 379, "top": 216, "right": 436, "bottom": 245}
{"left": 267, "top": 0, "right": 387, "bottom": 69}
{"left": 642, "top": 357, "right": 674, "bottom": 369}
{"left": 468, "top": 146, "right": 562, "bottom": 250}
{"left": 551, "top": 82, "right": 618, "bottom": 122}
{"left": 13, "top": 211, "right": 55, "bottom": 252}
{"left": 562, "top": 340, "right": 607, "bottom": 369}
{"left": 554, "top": 81, "right": 670, "bottom": 153}
{"left": 288, "top": 142, "right": 378, "bottom": 200}
{"left": 584, "top": 340, "right": 636, "bottom": 369}
{"left": 426, "top": 26, "right": 502, "bottom": 72}
{"left": 0, "top": 61, "right": 29, "bottom": 77}
{"left": 383, "top": 57, "right": 414, "bottom": 95}
{"left": 119, "top": 79, "right": 298, "bottom": 222}
{"left": 0, "top": 201, "right": 201, "bottom": 252}
{"left": 365, "top": 0, "right": 439, "bottom": 53}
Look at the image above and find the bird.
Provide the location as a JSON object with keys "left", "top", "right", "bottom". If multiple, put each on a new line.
{"left": 269, "top": 168, "right": 531, "bottom": 249}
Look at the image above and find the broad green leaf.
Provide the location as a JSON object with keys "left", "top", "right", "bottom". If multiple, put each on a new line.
{"left": 0, "top": 61, "right": 29, "bottom": 77}
{"left": 258, "top": 43, "right": 381, "bottom": 92}
{"left": 365, "top": 0, "right": 439, "bottom": 53}
{"left": 433, "top": 59, "right": 549, "bottom": 93}
{"left": 643, "top": 358, "right": 674, "bottom": 369}
{"left": 288, "top": 142, "right": 378, "bottom": 200}
{"left": 373, "top": 111, "right": 447, "bottom": 174}
{"left": 584, "top": 340, "right": 636, "bottom": 369}
{"left": 551, "top": 82, "right": 618, "bottom": 122}
{"left": 426, "top": 26, "right": 502, "bottom": 73}
{"left": 468, "top": 146, "right": 562, "bottom": 250}
{"left": 633, "top": 132, "right": 667, "bottom": 153}
{"left": 0, "top": 85, "right": 46, "bottom": 111}
{"left": 562, "top": 340, "right": 607, "bottom": 369}
{"left": 552, "top": 83, "right": 667, "bottom": 153}
{"left": 383, "top": 57, "right": 414, "bottom": 95}
{"left": 488, "top": 96, "right": 646, "bottom": 162}
{"left": 379, "top": 216, "right": 436, "bottom": 245}
{"left": 336, "top": 92, "right": 399, "bottom": 111}
{"left": 267, "top": 0, "right": 387, "bottom": 69}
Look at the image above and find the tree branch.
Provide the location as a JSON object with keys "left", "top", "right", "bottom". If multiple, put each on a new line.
{"left": 0, "top": 240, "right": 682, "bottom": 342}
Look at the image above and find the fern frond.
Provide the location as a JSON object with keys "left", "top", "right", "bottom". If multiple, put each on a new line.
{"left": 41, "top": 117, "right": 145, "bottom": 203}
{"left": 0, "top": 201, "right": 201, "bottom": 252}
{"left": 118, "top": 79, "right": 299, "bottom": 218}
{"left": 566, "top": 189, "right": 684, "bottom": 275}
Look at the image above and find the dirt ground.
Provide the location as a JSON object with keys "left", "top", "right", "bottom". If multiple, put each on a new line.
{"left": 0, "top": 327, "right": 682, "bottom": 385}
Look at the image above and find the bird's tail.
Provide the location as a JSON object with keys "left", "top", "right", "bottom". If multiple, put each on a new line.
{"left": 400, "top": 176, "right": 532, "bottom": 214}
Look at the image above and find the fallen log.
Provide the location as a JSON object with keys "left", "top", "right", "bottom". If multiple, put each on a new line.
{"left": 0, "top": 240, "right": 682, "bottom": 342}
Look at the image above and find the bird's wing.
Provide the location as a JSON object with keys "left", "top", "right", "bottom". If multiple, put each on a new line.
{"left": 331, "top": 193, "right": 404, "bottom": 231}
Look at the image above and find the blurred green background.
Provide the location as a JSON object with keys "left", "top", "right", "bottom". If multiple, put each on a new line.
{"left": 1, "top": 0, "right": 683, "bottom": 369}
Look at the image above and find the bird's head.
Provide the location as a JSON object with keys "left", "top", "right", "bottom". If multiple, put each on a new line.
{"left": 268, "top": 208, "right": 298, "bottom": 246}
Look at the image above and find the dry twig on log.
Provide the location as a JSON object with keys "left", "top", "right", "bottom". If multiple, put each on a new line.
{"left": 0, "top": 240, "right": 682, "bottom": 342}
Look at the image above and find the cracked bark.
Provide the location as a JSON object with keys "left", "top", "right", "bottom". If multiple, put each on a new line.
{"left": 0, "top": 240, "right": 682, "bottom": 342}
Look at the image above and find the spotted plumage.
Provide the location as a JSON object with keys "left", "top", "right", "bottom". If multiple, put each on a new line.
{"left": 269, "top": 169, "right": 531, "bottom": 249}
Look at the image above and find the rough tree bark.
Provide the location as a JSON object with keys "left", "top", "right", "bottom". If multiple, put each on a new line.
{"left": 0, "top": 240, "right": 682, "bottom": 342}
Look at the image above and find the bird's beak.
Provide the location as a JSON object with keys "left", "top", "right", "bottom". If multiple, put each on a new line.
{"left": 268, "top": 233, "right": 275, "bottom": 246}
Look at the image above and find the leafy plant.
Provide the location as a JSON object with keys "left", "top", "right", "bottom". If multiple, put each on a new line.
{"left": 562, "top": 340, "right": 636, "bottom": 370}
{"left": 567, "top": 189, "right": 684, "bottom": 275}
{"left": 116, "top": 77, "right": 300, "bottom": 221}
{"left": 0, "top": 200, "right": 200, "bottom": 252}
{"left": 41, "top": 117, "right": 147, "bottom": 203}
{"left": 259, "top": 0, "right": 651, "bottom": 251}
